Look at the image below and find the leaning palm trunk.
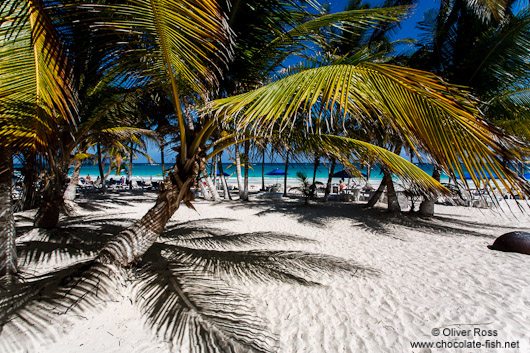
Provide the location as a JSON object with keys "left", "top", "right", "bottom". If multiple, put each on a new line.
{"left": 98, "top": 159, "right": 199, "bottom": 266}
{"left": 63, "top": 159, "right": 82, "bottom": 215}
{"left": 0, "top": 148, "right": 17, "bottom": 279}
{"left": 419, "top": 167, "right": 441, "bottom": 216}
{"left": 234, "top": 144, "right": 244, "bottom": 199}
{"left": 212, "top": 155, "right": 218, "bottom": 189}
{"left": 160, "top": 144, "right": 166, "bottom": 179}
{"left": 324, "top": 159, "right": 336, "bottom": 201}
{"left": 64, "top": 159, "right": 82, "bottom": 202}
{"left": 365, "top": 173, "right": 389, "bottom": 208}
{"left": 203, "top": 172, "right": 221, "bottom": 202}
{"left": 385, "top": 144, "right": 403, "bottom": 213}
{"left": 242, "top": 139, "right": 250, "bottom": 201}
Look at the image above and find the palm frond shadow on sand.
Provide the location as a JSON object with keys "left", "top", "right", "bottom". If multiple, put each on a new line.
{"left": 228, "top": 199, "right": 517, "bottom": 238}
{"left": 1, "top": 217, "right": 375, "bottom": 353}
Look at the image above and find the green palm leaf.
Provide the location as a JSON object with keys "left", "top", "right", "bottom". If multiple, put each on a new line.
{"left": 0, "top": 0, "right": 78, "bottom": 151}
{"left": 291, "top": 133, "right": 448, "bottom": 195}
{"left": 211, "top": 62, "right": 529, "bottom": 196}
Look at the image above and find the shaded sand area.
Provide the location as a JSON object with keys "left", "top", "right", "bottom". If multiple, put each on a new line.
{"left": 5, "top": 191, "right": 530, "bottom": 352}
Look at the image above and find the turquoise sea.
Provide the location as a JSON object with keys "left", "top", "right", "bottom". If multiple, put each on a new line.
{"left": 69, "top": 162, "right": 451, "bottom": 184}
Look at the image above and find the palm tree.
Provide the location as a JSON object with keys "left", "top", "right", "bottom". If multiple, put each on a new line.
{"left": 410, "top": 0, "right": 530, "bottom": 214}
{"left": 0, "top": 0, "right": 78, "bottom": 229}
{"left": 0, "top": 148, "right": 17, "bottom": 280}
{"left": 210, "top": 62, "right": 529, "bottom": 201}
{"left": 5, "top": 2, "right": 528, "bottom": 352}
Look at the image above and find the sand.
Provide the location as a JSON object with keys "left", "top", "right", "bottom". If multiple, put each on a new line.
{"left": 4, "top": 190, "right": 530, "bottom": 353}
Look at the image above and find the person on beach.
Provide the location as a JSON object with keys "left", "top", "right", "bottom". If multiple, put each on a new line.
{"left": 339, "top": 179, "right": 347, "bottom": 193}
{"left": 86, "top": 174, "right": 91, "bottom": 184}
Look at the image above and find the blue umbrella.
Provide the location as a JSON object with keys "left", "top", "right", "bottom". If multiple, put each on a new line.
{"left": 216, "top": 171, "right": 229, "bottom": 176}
{"left": 524, "top": 173, "right": 530, "bottom": 180}
{"left": 266, "top": 168, "right": 288, "bottom": 176}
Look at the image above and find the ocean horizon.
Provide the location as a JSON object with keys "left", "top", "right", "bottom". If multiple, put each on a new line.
{"left": 55, "top": 162, "right": 451, "bottom": 185}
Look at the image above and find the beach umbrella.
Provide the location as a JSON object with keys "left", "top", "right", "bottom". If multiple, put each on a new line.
{"left": 332, "top": 169, "right": 354, "bottom": 178}
{"left": 523, "top": 173, "right": 530, "bottom": 180}
{"left": 265, "top": 168, "right": 287, "bottom": 176}
{"left": 332, "top": 170, "right": 368, "bottom": 178}
{"left": 265, "top": 168, "right": 288, "bottom": 185}
{"left": 216, "top": 171, "right": 229, "bottom": 176}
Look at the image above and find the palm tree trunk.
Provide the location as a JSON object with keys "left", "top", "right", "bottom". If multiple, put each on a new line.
{"left": 283, "top": 151, "right": 289, "bottom": 197}
{"left": 218, "top": 152, "right": 231, "bottom": 200}
{"left": 384, "top": 169, "right": 401, "bottom": 213}
{"left": 199, "top": 179, "right": 211, "bottom": 200}
{"left": 261, "top": 149, "right": 265, "bottom": 191}
{"left": 34, "top": 171, "right": 64, "bottom": 229}
{"left": 21, "top": 156, "right": 38, "bottom": 210}
{"left": 129, "top": 142, "right": 133, "bottom": 190}
{"left": 312, "top": 157, "right": 319, "bottom": 185}
{"left": 234, "top": 144, "right": 244, "bottom": 199}
{"left": 0, "top": 148, "right": 17, "bottom": 279}
{"left": 213, "top": 155, "right": 218, "bottom": 189}
{"left": 243, "top": 139, "right": 250, "bottom": 201}
{"left": 64, "top": 159, "right": 82, "bottom": 202}
{"left": 97, "top": 143, "right": 107, "bottom": 194}
{"left": 385, "top": 144, "right": 403, "bottom": 213}
{"left": 160, "top": 144, "right": 166, "bottom": 179}
{"left": 97, "top": 164, "right": 199, "bottom": 266}
{"left": 365, "top": 173, "right": 389, "bottom": 208}
{"left": 419, "top": 167, "right": 441, "bottom": 216}
{"left": 324, "top": 158, "right": 336, "bottom": 201}
{"left": 202, "top": 167, "right": 221, "bottom": 202}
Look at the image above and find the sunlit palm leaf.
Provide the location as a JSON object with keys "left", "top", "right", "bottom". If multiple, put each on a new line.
{"left": 291, "top": 133, "right": 448, "bottom": 195}
{"left": 211, "top": 63, "right": 530, "bottom": 196}
{"left": 0, "top": 0, "right": 77, "bottom": 151}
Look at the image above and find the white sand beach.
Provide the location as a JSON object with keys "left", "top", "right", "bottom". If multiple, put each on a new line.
{"left": 6, "top": 190, "right": 530, "bottom": 353}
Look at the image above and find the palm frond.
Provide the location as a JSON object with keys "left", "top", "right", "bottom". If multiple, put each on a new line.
{"left": 267, "top": 6, "right": 410, "bottom": 51}
{"left": 0, "top": 0, "right": 77, "bottom": 151}
{"left": 84, "top": 0, "right": 232, "bottom": 94}
{"left": 291, "top": 133, "right": 447, "bottom": 195}
{"left": 211, "top": 62, "right": 530, "bottom": 197}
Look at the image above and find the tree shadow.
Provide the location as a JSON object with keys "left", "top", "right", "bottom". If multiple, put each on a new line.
{"left": 225, "top": 199, "right": 516, "bottom": 238}
{"left": 2, "top": 203, "right": 375, "bottom": 352}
